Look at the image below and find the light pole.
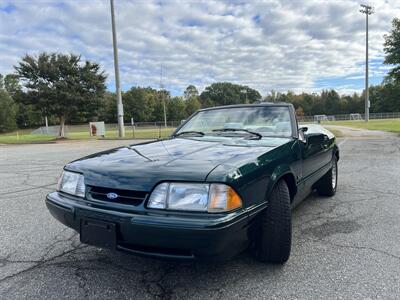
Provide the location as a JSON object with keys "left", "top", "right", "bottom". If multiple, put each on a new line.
{"left": 360, "top": 4, "right": 374, "bottom": 122}
{"left": 110, "top": 0, "right": 125, "bottom": 137}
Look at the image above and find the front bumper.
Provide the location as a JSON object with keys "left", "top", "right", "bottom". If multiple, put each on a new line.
{"left": 45, "top": 192, "right": 257, "bottom": 260}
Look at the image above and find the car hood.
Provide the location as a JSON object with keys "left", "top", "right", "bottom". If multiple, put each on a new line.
{"left": 66, "top": 137, "right": 290, "bottom": 191}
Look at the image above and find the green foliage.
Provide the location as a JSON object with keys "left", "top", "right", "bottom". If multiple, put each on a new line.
{"left": 0, "top": 89, "right": 17, "bottom": 133}
{"left": 4, "top": 74, "right": 20, "bottom": 97}
{"left": 123, "top": 87, "right": 159, "bottom": 122}
{"left": 185, "top": 96, "right": 201, "bottom": 116}
{"left": 96, "top": 92, "right": 117, "bottom": 123}
{"left": 15, "top": 52, "right": 106, "bottom": 137}
{"left": 384, "top": 18, "right": 400, "bottom": 82}
{"left": 184, "top": 85, "right": 199, "bottom": 100}
{"left": 152, "top": 91, "right": 168, "bottom": 122}
{"left": 3, "top": 43, "right": 400, "bottom": 133}
{"left": 168, "top": 97, "right": 186, "bottom": 121}
{"left": 200, "top": 82, "right": 262, "bottom": 107}
{"left": 369, "top": 83, "right": 400, "bottom": 113}
{"left": 274, "top": 90, "right": 365, "bottom": 115}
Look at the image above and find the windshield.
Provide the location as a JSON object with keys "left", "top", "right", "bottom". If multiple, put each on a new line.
{"left": 177, "top": 106, "right": 293, "bottom": 137}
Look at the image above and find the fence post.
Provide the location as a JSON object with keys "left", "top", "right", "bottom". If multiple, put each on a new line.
{"left": 131, "top": 118, "right": 135, "bottom": 138}
{"left": 159, "top": 124, "right": 161, "bottom": 139}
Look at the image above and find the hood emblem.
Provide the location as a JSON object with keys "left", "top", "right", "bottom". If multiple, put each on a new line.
{"left": 106, "top": 192, "right": 119, "bottom": 200}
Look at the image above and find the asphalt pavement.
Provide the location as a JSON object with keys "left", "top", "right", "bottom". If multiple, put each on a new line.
{"left": 0, "top": 136, "right": 399, "bottom": 299}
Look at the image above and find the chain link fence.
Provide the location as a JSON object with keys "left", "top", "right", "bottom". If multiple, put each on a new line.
{"left": 31, "top": 121, "right": 182, "bottom": 139}
{"left": 298, "top": 112, "right": 400, "bottom": 123}
{"left": 30, "top": 112, "right": 400, "bottom": 138}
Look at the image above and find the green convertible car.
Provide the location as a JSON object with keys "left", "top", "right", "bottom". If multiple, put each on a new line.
{"left": 46, "top": 102, "right": 339, "bottom": 263}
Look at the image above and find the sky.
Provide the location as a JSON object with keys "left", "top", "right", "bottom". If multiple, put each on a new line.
{"left": 0, "top": 0, "right": 399, "bottom": 97}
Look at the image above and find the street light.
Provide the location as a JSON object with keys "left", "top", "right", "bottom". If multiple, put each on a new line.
{"left": 110, "top": 0, "right": 125, "bottom": 137}
{"left": 360, "top": 4, "right": 374, "bottom": 122}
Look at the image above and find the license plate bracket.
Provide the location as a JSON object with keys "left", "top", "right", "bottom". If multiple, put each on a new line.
{"left": 80, "top": 218, "right": 116, "bottom": 250}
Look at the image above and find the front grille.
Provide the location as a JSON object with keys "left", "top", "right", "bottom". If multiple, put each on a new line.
{"left": 87, "top": 186, "right": 148, "bottom": 206}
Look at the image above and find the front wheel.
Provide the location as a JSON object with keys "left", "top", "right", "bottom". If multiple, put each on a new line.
{"left": 254, "top": 180, "right": 292, "bottom": 264}
{"left": 316, "top": 156, "right": 338, "bottom": 196}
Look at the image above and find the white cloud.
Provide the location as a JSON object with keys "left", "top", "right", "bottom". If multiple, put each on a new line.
{"left": 0, "top": 0, "right": 399, "bottom": 96}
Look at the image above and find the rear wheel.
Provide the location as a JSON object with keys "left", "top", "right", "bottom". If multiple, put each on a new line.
{"left": 255, "top": 180, "right": 291, "bottom": 264}
{"left": 316, "top": 156, "right": 338, "bottom": 196}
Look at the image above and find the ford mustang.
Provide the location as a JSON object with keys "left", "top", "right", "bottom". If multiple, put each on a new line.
{"left": 46, "top": 102, "right": 339, "bottom": 263}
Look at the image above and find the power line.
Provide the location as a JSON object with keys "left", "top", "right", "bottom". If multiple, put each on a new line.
{"left": 360, "top": 4, "right": 374, "bottom": 122}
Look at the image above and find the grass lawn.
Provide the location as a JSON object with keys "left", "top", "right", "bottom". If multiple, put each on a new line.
{"left": 323, "top": 119, "right": 400, "bottom": 133}
{"left": 0, "top": 127, "right": 176, "bottom": 144}
{"left": 0, "top": 133, "right": 55, "bottom": 144}
{"left": 67, "top": 127, "right": 175, "bottom": 139}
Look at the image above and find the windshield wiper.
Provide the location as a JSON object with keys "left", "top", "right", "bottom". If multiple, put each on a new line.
{"left": 174, "top": 131, "right": 205, "bottom": 137}
{"left": 212, "top": 128, "right": 262, "bottom": 139}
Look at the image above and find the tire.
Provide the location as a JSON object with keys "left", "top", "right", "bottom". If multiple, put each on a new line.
{"left": 316, "top": 156, "right": 338, "bottom": 197}
{"left": 255, "top": 180, "right": 292, "bottom": 264}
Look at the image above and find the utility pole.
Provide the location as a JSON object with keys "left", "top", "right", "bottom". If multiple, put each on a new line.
{"left": 360, "top": 4, "right": 374, "bottom": 122}
{"left": 160, "top": 65, "right": 167, "bottom": 128}
{"left": 110, "top": 0, "right": 125, "bottom": 137}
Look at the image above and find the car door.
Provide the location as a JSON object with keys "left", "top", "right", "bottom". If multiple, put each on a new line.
{"left": 299, "top": 127, "right": 331, "bottom": 182}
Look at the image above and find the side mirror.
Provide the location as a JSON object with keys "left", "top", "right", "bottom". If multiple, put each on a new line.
{"left": 307, "top": 133, "right": 327, "bottom": 145}
{"left": 298, "top": 127, "right": 308, "bottom": 143}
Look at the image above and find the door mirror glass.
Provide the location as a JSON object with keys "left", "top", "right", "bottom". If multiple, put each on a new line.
{"left": 298, "top": 127, "right": 307, "bottom": 143}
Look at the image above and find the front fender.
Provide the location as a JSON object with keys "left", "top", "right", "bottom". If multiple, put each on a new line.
{"left": 265, "top": 164, "right": 296, "bottom": 201}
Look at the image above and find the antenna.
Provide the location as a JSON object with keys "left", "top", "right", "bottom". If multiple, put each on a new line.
{"left": 160, "top": 64, "right": 167, "bottom": 128}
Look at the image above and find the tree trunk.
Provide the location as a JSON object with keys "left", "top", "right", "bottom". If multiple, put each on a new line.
{"left": 58, "top": 115, "right": 66, "bottom": 138}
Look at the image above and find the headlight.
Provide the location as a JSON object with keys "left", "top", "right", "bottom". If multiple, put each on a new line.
{"left": 147, "top": 182, "right": 242, "bottom": 213}
{"left": 57, "top": 170, "right": 85, "bottom": 198}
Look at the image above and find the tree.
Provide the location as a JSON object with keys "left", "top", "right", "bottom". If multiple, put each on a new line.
{"left": 1, "top": 73, "right": 41, "bottom": 128}
{"left": 184, "top": 85, "right": 199, "bottom": 100}
{"left": 0, "top": 89, "right": 17, "bottom": 133}
{"left": 167, "top": 97, "right": 186, "bottom": 121}
{"left": 4, "top": 74, "right": 21, "bottom": 97}
{"left": 295, "top": 106, "right": 304, "bottom": 117}
{"left": 123, "top": 87, "right": 158, "bottom": 122}
{"left": 322, "top": 90, "right": 340, "bottom": 115}
{"left": 200, "top": 82, "right": 261, "bottom": 107}
{"left": 185, "top": 96, "right": 201, "bottom": 116}
{"left": 97, "top": 92, "right": 118, "bottom": 123}
{"left": 153, "top": 90, "right": 170, "bottom": 122}
{"left": 384, "top": 18, "right": 400, "bottom": 83}
{"left": 15, "top": 53, "right": 106, "bottom": 137}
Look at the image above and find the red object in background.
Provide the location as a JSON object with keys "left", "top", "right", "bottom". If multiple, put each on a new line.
{"left": 91, "top": 124, "right": 97, "bottom": 136}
